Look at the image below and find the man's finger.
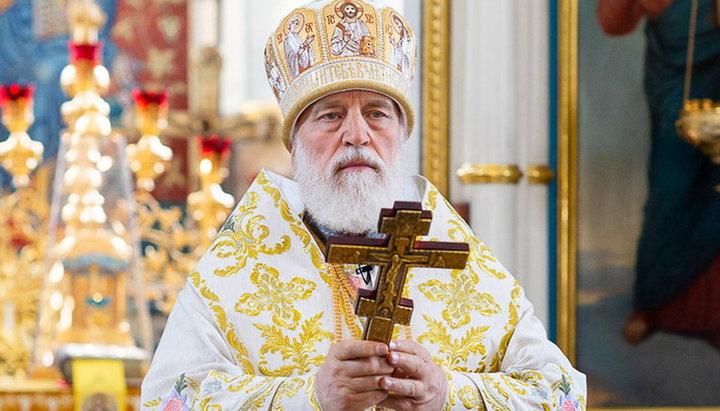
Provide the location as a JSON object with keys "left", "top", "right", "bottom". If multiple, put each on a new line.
{"left": 331, "top": 340, "right": 388, "bottom": 361}
{"left": 386, "top": 351, "right": 426, "bottom": 378}
{"left": 390, "top": 367, "right": 408, "bottom": 379}
{"left": 379, "top": 376, "right": 423, "bottom": 398}
{"left": 344, "top": 356, "right": 395, "bottom": 378}
{"left": 389, "top": 340, "right": 431, "bottom": 360}
{"left": 344, "top": 375, "right": 389, "bottom": 392}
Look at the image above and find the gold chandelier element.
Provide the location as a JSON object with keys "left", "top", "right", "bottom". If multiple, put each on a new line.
{"left": 675, "top": 0, "right": 720, "bottom": 161}
{"left": 677, "top": 99, "right": 720, "bottom": 163}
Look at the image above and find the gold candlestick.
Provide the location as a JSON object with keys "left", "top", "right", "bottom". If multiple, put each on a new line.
{"left": 188, "top": 135, "right": 234, "bottom": 250}
{"left": 68, "top": 0, "right": 106, "bottom": 45}
{"left": 33, "top": 0, "right": 151, "bottom": 382}
{"left": 127, "top": 90, "right": 173, "bottom": 192}
{"left": 0, "top": 84, "right": 48, "bottom": 378}
{"left": 0, "top": 85, "right": 43, "bottom": 188}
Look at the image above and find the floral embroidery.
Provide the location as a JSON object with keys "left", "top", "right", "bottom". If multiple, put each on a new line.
{"left": 445, "top": 218, "right": 506, "bottom": 280}
{"left": 240, "top": 379, "right": 277, "bottom": 409}
{"left": 306, "top": 374, "right": 322, "bottom": 411}
{"left": 481, "top": 375, "right": 512, "bottom": 409}
{"left": 485, "top": 283, "right": 521, "bottom": 373}
{"left": 201, "top": 380, "right": 223, "bottom": 396}
{"left": 235, "top": 263, "right": 316, "bottom": 330}
{"left": 417, "top": 314, "right": 489, "bottom": 372}
{"left": 418, "top": 268, "right": 501, "bottom": 328}
{"left": 255, "top": 312, "right": 334, "bottom": 377}
{"left": 560, "top": 398, "right": 580, "bottom": 411}
{"left": 424, "top": 187, "right": 439, "bottom": 210}
{"left": 271, "top": 378, "right": 305, "bottom": 410}
{"left": 210, "top": 191, "right": 292, "bottom": 277}
{"left": 160, "top": 373, "right": 190, "bottom": 411}
{"left": 458, "top": 385, "right": 483, "bottom": 409}
{"left": 257, "top": 171, "right": 327, "bottom": 271}
{"left": 558, "top": 375, "right": 580, "bottom": 411}
{"left": 189, "top": 271, "right": 255, "bottom": 374}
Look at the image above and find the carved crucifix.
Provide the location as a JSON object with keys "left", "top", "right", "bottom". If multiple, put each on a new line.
{"left": 325, "top": 201, "right": 470, "bottom": 343}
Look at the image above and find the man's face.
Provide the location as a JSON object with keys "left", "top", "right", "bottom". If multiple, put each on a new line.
{"left": 343, "top": 3, "right": 357, "bottom": 18}
{"left": 292, "top": 90, "right": 406, "bottom": 234}
{"left": 292, "top": 90, "right": 403, "bottom": 182}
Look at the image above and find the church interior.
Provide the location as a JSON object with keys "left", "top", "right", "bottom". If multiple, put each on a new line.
{"left": 1, "top": 0, "right": 720, "bottom": 409}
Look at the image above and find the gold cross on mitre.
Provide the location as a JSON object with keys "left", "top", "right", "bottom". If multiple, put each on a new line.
{"left": 325, "top": 201, "right": 470, "bottom": 343}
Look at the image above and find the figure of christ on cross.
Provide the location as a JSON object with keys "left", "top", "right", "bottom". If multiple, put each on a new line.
{"left": 325, "top": 201, "right": 470, "bottom": 343}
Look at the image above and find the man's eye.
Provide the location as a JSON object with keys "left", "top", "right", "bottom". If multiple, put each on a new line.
{"left": 369, "top": 111, "right": 387, "bottom": 118}
{"left": 320, "top": 113, "right": 339, "bottom": 120}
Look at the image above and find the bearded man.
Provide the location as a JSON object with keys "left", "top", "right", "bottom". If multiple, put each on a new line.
{"left": 141, "top": 1, "right": 586, "bottom": 410}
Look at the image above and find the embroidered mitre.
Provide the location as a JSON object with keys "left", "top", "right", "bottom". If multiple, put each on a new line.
{"left": 263, "top": 0, "right": 417, "bottom": 149}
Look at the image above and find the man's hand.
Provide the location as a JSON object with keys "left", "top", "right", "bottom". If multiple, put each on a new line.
{"left": 377, "top": 340, "right": 448, "bottom": 411}
{"left": 315, "top": 340, "right": 394, "bottom": 411}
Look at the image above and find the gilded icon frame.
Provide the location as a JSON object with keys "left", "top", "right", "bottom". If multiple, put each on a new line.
{"left": 556, "top": 0, "right": 720, "bottom": 409}
{"left": 421, "top": 0, "right": 450, "bottom": 196}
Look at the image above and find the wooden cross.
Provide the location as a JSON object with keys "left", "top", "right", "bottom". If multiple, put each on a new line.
{"left": 325, "top": 201, "right": 470, "bottom": 343}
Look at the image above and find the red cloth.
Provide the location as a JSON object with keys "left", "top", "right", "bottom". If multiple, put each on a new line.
{"left": 649, "top": 253, "right": 720, "bottom": 332}
{"left": 112, "top": 0, "right": 190, "bottom": 202}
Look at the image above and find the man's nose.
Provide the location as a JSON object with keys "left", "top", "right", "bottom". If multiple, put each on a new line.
{"left": 340, "top": 109, "right": 370, "bottom": 147}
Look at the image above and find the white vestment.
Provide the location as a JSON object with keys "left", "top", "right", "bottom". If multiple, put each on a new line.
{"left": 141, "top": 170, "right": 586, "bottom": 410}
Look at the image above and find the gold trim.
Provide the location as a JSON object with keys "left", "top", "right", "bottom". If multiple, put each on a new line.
{"left": 422, "top": 0, "right": 450, "bottom": 196}
{"left": 456, "top": 164, "right": 523, "bottom": 184}
{"left": 557, "top": 0, "right": 578, "bottom": 364}
{"left": 527, "top": 165, "right": 555, "bottom": 184}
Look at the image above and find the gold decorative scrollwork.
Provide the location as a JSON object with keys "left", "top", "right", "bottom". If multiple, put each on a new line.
{"left": 422, "top": 0, "right": 451, "bottom": 196}
{"left": 0, "top": 170, "right": 49, "bottom": 378}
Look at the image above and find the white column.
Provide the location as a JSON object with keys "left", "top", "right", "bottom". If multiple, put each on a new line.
{"left": 450, "top": 0, "right": 518, "bottom": 264}
{"left": 189, "top": 0, "right": 219, "bottom": 115}
{"left": 219, "top": 0, "right": 248, "bottom": 115}
{"left": 189, "top": 0, "right": 218, "bottom": 49}
{"left": 515, "top": 0, "right": 550, "bottom": 324}
{"left": 450, "top": 0, "right": 550, "bottom": 325}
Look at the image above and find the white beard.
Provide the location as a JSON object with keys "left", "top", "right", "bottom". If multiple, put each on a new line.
{"left": 293, "top": 141, "right": 406, "bottom": 234}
